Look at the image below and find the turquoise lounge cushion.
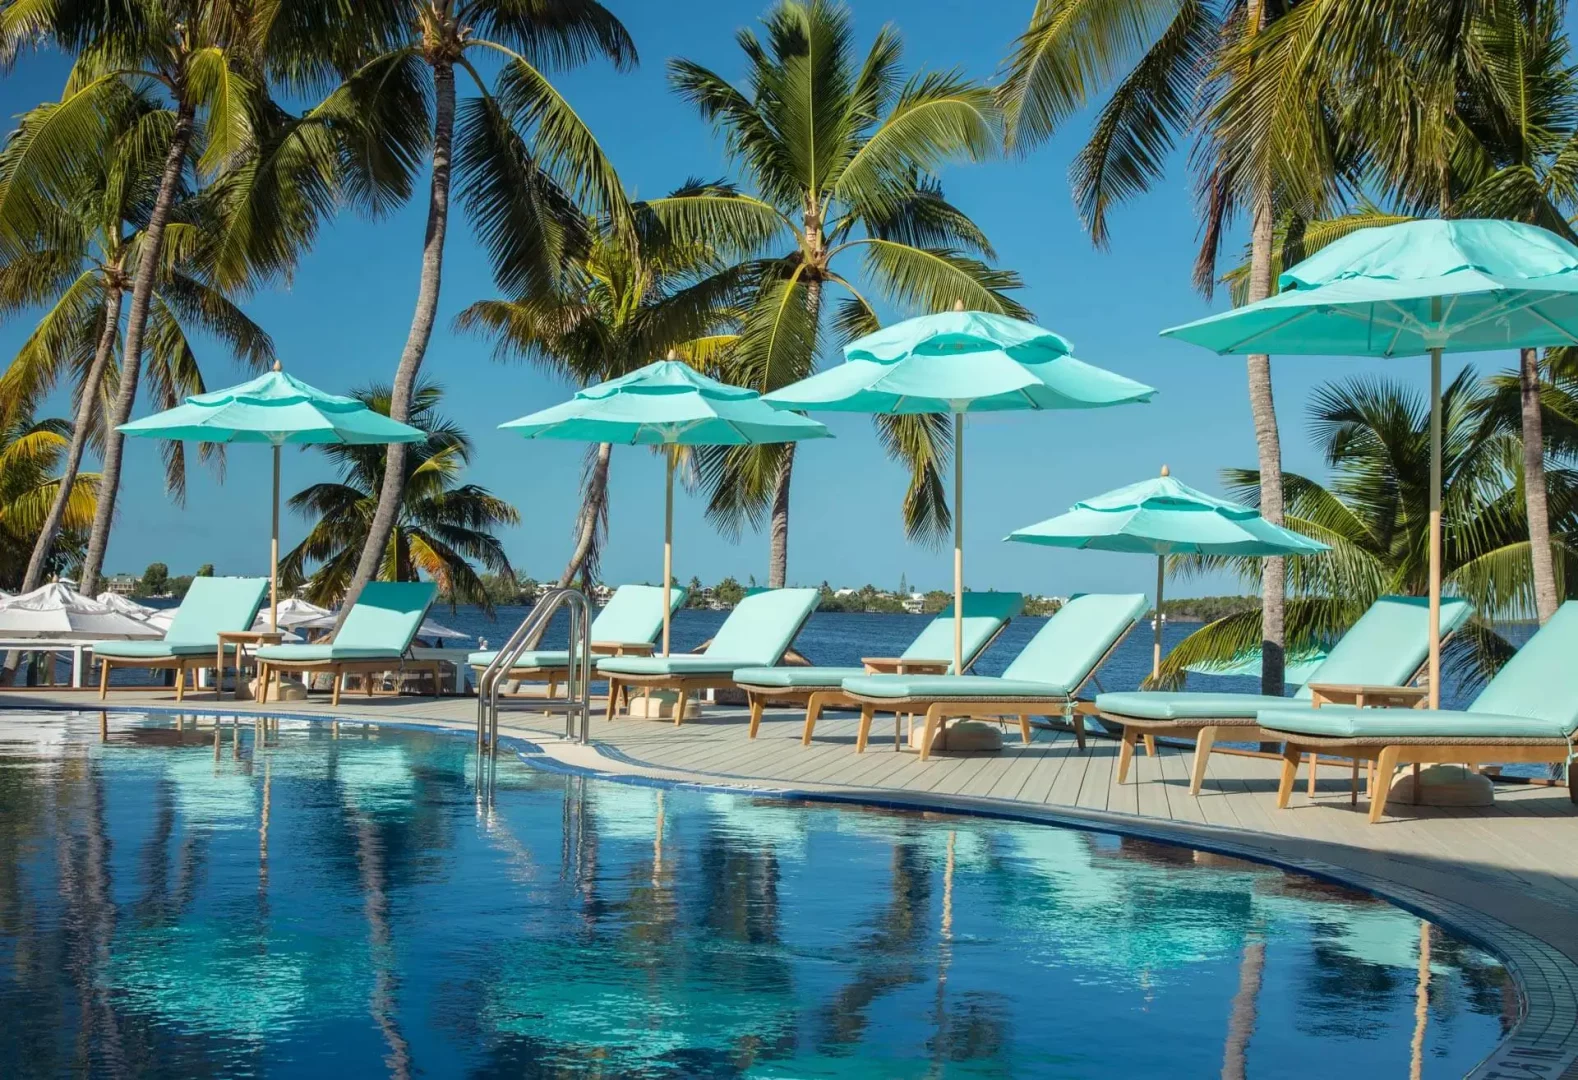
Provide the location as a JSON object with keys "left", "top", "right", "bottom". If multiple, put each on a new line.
{"left": 255, "top": 644, "right": 404, "bottom": 662}
{"left": 1001, "top": 593, "right": 1149, "bottom": 685}
{"left": 699, "top": 587, "right": 820, "bottom": 667}
{"left": 96, "top": 640, "right": 236, "bottom": 659}
{"left": 332, "top": 581, "right": 437, "bottom": 653}
{"left": 1258, "top": 705, "right": 1571, "bottom": 740}
{"left": 843, "top": 674, "right": 1073, "bottom": 700}
{"left": 1466, "top": 600, "right": 1578, "bottom": 732}
{"left": 898, "top": 592, "right": 1023, "bottom": 670}
{"left": 159, "top": 576, "right": 269, "bottom": 646}
{"left": 468, "top": 649, "right": 570, "bottom": 669}
{"left": 589, "top": 584, "right": 686, "bottom": 644}
{"left": 734, "top": 666, "right": 869, "bottom": 688}
{"left": 1096, "top": 691, "right": 1300, "bottom": 721}
{"left": 599, "top": 655, "right": 754, "bottom": 676}
{"left": 1287, "top": 594, "right": 1474, "bottom": 701}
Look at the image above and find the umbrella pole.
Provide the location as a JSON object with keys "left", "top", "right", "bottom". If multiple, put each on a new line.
{"left": 953, "top": 412, "right": 964, "bottom": 675}
{"left": 1153, "top": 553, "right": 1165, "bottom": 682}
{"left": 270, "top": 443, "right": 281, "bottom": 633}
{"left": 1428, "top": 340, "right": 1442, "bottom": 710}
{"left": 662, "top": 447, "right": 674, "bottom": 657}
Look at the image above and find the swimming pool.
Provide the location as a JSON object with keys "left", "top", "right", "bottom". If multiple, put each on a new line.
{"left": 0, "top": 712, "right": 1511, "bottom": 1077}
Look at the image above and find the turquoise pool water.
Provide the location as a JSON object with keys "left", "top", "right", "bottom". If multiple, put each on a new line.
{"left": 0, "top": 712, "right": 1511, "bottom": 1078}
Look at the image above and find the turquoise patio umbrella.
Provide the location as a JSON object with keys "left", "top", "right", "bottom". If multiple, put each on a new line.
{"left": 500, "top": 358, "right": 830, "bottom": 654}
{"left": 117, "top": 361, "right": 425, "bottom": 631}
{"left": 1006, "top": 466, "right": 1327, "bottom": 679}
{"left": 1162, "top": 218, "right": 1578, "bottom": 705}
{"left": 766, "top": 303, "right": 1156, "bottom": 673}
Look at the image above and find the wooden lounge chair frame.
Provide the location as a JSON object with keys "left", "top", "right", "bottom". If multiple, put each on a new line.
{"left": 842, "top": 626, "right": 1137, "bottom": 761}
{"left": 96, "top": 634, "right": 280, "bottom": 703}
{"left": 1272, "top": 732, "right": 1577, "bottom": 823}
{"left": 736, "top": 620, "right": 1012, "bottom": 741}
{"left": 257, "top": 652, "right": 443, "bottom": 707}
{"left": 1099, "top": 650, "right": 1445, "bottom": 797}
{"left": 472, "top": 640, "right": 652, "bottom": 700}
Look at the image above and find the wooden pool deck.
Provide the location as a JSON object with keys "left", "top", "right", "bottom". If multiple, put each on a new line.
{"left": 3, "top": 685, "right": 1575, "bottom": 1079}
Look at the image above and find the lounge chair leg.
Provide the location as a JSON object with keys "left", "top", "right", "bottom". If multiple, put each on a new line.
{"left": 1307, "top": 752, "right": 1319, "bottom": 797}
{"left": 332, "top": 670, "right": 343, "bottom": 708}
{"left": 1071, "top": 708, "right": 1086, "bottom": 751}
{"left": 1116, "top": 730, "right": 1137, "bottom": 784}
{"left": 802, "top": 692, "right": 826, "bottom": 746}
{"left": 1276, "top": 745, "right": 1302, "bottom": 808}
{"left": 1018, "top": 714, "right": 1031, "bottom": 745}
{"left": 1351, "top": 759, "right": 1360, "bottom": 806}
{"left": 1189, "top": 726, "right": 1218, "bottom": 796}
{"left": 547, "top": 678, "right": 557, "bottom": 699}
{"left": 605, "top": 679, "right": 621, "bottom": 721}
{"left": 1371, "top": 746, "right": 1401, "bottom": 823}
{"left": 919, "top": 705, "right": 946, "bottom": 761}
{"left": 747, "top": 695, "right": 764, "bottom": 739}
{"left": 175, "top": 665, "right": 185, "bottom": 702}
{"left": 672, "top": 686, "right": 688, "bottom": 727}
{"left": 856, "top": 705, "right": 874, "bottom": 753}
{"left": 98, "top": 659, "right": 110, "bottom": 700}
{"left": 1142, "top": 734, "right": 1156, "bottom": 757}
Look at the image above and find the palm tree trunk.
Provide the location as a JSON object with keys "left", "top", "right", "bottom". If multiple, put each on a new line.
{"left": 22, "top": 283, "right": 121, "bottom": 593}
{"left": 1519, "top": 347, "right": 1558, "bottom": 623}
{"left": 1247, "top": 189, "right": 1285, "bottom": 701}
{"left": 335, "top": 62, "right": 456, "bottom": 628}
{"left": 768, "top": 447, "right": 793, "bottom": 588}
{"left": 78, "top": 102, "right": 195, "bottom": 596}
{"left": 558, "top": 442, "right": 612, "bottom": 588}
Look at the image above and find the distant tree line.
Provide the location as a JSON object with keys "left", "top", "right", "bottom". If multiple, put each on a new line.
{"left": 1157, "top": 596, "right": 1261, "bottom": 623}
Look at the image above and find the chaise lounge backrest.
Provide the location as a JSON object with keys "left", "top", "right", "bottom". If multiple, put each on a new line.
{"left": 334, "top": 581, "right": 438, "bottom": 654}
{"left": 703, "top": 588, "right": 820, "bottom": 667}
{"left": 163, "top": 577, "right": 269, "bottom": 645}
{"left": 1468, "top": 601, "right": 1578, "bottom": 733}
{"left": 900, "top": 592, "right": 1024, "bottom": 672}
{"left": 1002, "top": 593, "right": 1148, "bottom": 691}
{"left": 590, "top": 584, "right": 687, "bottom": 644}
{"left": 1292, "top": 595, "right": 1474, "bottom": 701}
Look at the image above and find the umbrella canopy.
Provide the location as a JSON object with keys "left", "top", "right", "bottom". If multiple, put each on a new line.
{"left": 253, "top": 596, "right": 331, "bottom": 631}
{"left": 1161, "top": 219, "right": 1578, "bottom": 706}
{"left": 766, "top": 305, "right": 1156, "bottom": 672}
{"left": 501, "top": 359, "right": 830, "bottom": 653}
{"left": 117, "top": 362, "right": 425, "bottom": 634}
{"left": 1007, "top": 467, "right": 1326, "bottom": 678}
{"left": 299, "top": 612, "right": 467, "bottom": 641}
{"left": 95, "top": 591, "right": 158, "bottom": 618}
{"left": 0, "top": 583, "right": 163, "bottom": 640}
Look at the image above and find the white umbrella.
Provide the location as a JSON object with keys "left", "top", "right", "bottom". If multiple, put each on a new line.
{"left": 261, "top": 596, "right": 332, "bottom": 629}
{"left": 0, "top": 583, "right": 162, "bottom": 640}
{"left": 299, "top": 611, "right": 468, "bottom": 641}
{"left": 95, "top": 591, "right": 158, "bottom": 618}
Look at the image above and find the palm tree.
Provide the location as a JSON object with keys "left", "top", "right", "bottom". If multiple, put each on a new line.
{"left": 279, "top": 383, "right": 519, "bottom": 613}
{"left": 456, "top": 192, "right": 741, "bottom": 588}
{"left": 997, "top": 0, "right": 1336, "bottom": 695}
{"left": 0, "top": 86, "right": 273, "bottom": 605}
{"left": 654, "top": 0, "right": 1024, "bottom": 587}
{"left": 0, "top": 0, "right": 287, "bottom": 596}
{"left": 0, "top": 406, "right": 98, "bottom": 590}
{"left": 330, "top": 0, "right": 636, "bottom": 629}
{"left": 1161, "top": 372, "right": 1578, "bottom": 689}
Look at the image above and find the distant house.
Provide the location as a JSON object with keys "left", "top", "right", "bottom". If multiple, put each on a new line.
{"left": 590, "top": 584, "right": 613, "bottom": 604}
{"left": 834, "top": 587, "right": 856, "bottom": 598}
{"left": 902, "top": 592, "right": 925, "bottom": 615}
{"left": 105, "top": 574, "right": 137, "bottom": 596}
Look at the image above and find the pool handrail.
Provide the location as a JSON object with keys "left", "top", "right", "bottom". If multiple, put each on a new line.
{"left": 476, "top": 588, "right": 593, "bottom": 753}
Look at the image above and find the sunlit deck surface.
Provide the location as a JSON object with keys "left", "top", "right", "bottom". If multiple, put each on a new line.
{"left": 4, "top": 685, "right": 1576, "bottom": 1079}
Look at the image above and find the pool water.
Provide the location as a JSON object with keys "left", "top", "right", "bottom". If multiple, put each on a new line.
{"left": 0, "top": 712, "right": 1511, "bottom": 1078}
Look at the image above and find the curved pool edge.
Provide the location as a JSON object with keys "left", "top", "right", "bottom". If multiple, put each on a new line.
{"left": 8, "top": 701, "right": 1575, "bottom": 1080}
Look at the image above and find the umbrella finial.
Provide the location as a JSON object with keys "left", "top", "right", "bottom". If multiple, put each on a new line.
{"left": 272, "top": 359, "right": 282, "bottom": 372}
{"left": 952, "top": 299, "right": 966, "bottom": 312}
{"left": 1160, "top": 464, "right": 1170, "bottom": 477}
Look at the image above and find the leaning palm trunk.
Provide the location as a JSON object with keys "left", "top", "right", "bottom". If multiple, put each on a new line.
{"left": 1520, "top": 347, "right": 1559, "bottom": 623}
{"left": 767, "top": 446, "right": 793, "bottom": 588}
{"left": 558, "top": 442, "right": 612, "bottom": 587}
{"left": 1244, "top": 152, "right": 1285, "bottom": 701}
{"left": 79, "top": 103, "right": 196, "bottom": 595}
{"left": 337, "top": 63, "right": 456, "bottom": 629}
{"left": 22, "top": 283, "right": 120, "bottom": 594}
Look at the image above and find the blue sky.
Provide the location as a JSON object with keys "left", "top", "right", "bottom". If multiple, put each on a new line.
{"left": 0, "top": 1, "right": 1508, "bottom": 598}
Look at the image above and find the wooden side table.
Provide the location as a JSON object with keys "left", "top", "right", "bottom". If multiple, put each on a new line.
{"left": 860, "top": 657, "right": 949, "bottom": 675}
{"left": 216, "top": 631, "right": 284, "bottom": 700}
{"left": 1305, "top": 682, "right": 1429, "bottom": 803}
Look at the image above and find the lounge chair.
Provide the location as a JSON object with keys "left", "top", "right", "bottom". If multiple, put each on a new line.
{"left": 733, "top": 592, "right": 1023, "bottom": 741}
{"left": 1095, "top": 595, "right": 1474, "bottom": 795}
{"left": 1261, "top": 600, "right": 1578, "bottom": 823}
{"left": 841, "top": 593, "right": 1149, "bottom": 760}
{"left": 94, "top": 577, "right": 269, "bottom": 701}
{"left": 599, "top": 587, "right": 820, "bottom": 727}
{"left": 255, "top": 581, "right": 439, "bottom": 706}
{"left": 467, "top": 584, "right": 687, "bottom": 695}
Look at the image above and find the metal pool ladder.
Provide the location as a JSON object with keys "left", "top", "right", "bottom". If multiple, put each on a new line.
{"left": 476, "top": 587, "right": 593, "bottom": 756}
